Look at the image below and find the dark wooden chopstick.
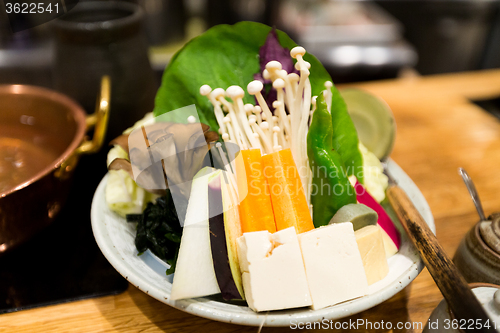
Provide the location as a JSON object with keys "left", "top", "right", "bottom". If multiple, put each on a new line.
{"left": 387, "top": 185, "right": 496, "bottom": 333}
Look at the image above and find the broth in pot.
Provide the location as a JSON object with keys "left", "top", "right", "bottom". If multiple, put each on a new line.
{"left": 0, "top": 124, "right": 60, "bottom": 193}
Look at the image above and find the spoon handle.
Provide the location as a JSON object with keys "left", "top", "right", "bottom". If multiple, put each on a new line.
{"left": 387, "top": 185, "right": 496, "bottom": 333}
{"left": 459, "top": 168, "right": 486, "bottom": 221}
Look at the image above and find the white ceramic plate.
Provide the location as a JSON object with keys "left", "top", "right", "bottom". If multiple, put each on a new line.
{"left": 91, "top": 159, "right": 435, "bottom": 327}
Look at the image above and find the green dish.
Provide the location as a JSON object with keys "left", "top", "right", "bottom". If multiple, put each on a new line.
{"left": 340, "top": 88, "right": 396, "bottom": 160}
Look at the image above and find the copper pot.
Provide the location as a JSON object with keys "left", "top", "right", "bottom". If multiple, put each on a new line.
{"left": 0, "top": 77, "right": 110, "bottom": 254}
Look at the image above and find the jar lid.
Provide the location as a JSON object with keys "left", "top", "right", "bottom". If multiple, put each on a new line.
{"left": 480, "top": 215, "right": 500, "bottom": 255}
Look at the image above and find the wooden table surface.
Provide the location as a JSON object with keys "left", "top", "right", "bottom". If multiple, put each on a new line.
{"left": 2, "top": 69, "right": 500, "bottom": 333}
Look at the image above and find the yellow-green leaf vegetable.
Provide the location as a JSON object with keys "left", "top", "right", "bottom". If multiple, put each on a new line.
{"left": 307, "top": 93, "right": 357, "bottom": 227}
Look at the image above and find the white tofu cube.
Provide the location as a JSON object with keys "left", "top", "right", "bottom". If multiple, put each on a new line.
{"left": 237, "top": 227, "right": 312, "bottom": 312}
{"left": 298, "top": 222, "right": 368, "bottom": 310}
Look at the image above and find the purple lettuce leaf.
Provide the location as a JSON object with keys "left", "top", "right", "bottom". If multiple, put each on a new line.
{"left": 254, "top": 29, "right": 298, "bottom": 112}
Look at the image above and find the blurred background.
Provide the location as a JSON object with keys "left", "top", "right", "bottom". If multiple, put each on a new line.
{"left": 2, "top": 0, "right": 500, "bottom": 314}
{"left": 1, "top": 0, "right": 500, "bottom": 89}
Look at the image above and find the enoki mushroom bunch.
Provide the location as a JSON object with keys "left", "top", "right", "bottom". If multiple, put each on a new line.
{"left": 200, "top": 46, "right": 333, "bottom": 205}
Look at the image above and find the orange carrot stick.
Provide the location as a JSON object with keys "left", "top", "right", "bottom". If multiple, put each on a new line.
{"left": 236, "top": 149, "right": 276, "bottom": 233}
{"left": 262, "top": 148, "right": 314, "bottom": 234}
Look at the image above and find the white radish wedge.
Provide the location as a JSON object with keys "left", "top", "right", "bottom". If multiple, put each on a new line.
{"left": 170, "top": 168, "right": 221, "bottom": 300}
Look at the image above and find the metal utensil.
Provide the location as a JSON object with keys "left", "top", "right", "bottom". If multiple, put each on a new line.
{"left": 458, "top": 168, "right": 487, "bottom": 221}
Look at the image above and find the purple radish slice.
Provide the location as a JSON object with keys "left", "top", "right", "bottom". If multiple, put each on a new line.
{"left": 355, "top": 182, "right": 401, "bottom": 249}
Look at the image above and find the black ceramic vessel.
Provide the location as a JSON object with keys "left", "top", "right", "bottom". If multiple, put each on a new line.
{"left": 52, "top": 1, "right": 158, "bottom": 141}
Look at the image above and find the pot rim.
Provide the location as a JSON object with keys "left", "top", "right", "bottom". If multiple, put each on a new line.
{"left": 469, "top": 282, "right": 500, "bottom": 289}
{"left": 0, "top": 84, "right": 87, "bottom": 198}
{"left": 448, "top": 283, "right": 500, "bottom": 333}
{"left": 51, "top": 1, "right": 143, "bottom": 35}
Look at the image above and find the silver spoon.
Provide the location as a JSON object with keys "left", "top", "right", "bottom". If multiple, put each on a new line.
{"left": 458, "top": 167, "right": 486, "bottom": 221}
